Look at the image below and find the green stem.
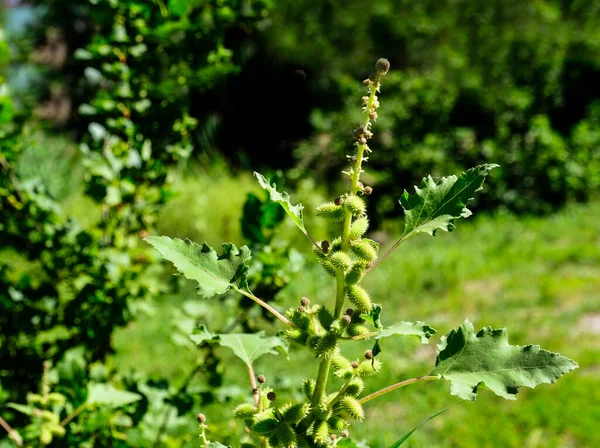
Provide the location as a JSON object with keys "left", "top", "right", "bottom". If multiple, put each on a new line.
{"left": 0, "top": 415, "right": 23, "bottom": 447}
{"left": 359, "top": 376, "right": 438, "bottom": 405}
{"left": 364, "top": 234, "right": 410, "bottom": 275}
{"left": 235, "top": 288, "right": 293, "bottom": 327}
{"left": 311, "top": 356, "right": 332, "bottom": 407}
{"left": 60, "top": 402, "right": 88, "bottom": 427}
{"left": 199, "top": 425, "right": 208, "bottom": 448}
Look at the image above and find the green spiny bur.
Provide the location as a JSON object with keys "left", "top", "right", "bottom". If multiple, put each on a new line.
{"left": 349, "top": 217, "right": 369, "bottom": 240}
{"left": 346, "top": 285, "right": 372, "bottom": 314}
{"left": 343, "top": 195, "right": 366, "bottom": 217}
{"left": 316, "top": 202, "right": 346, "bottom": 222}
{"left": 350, "top": 240, "right": 378, "bottom": 262}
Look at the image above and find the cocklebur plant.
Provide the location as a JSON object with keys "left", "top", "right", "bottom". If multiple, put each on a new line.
{"left": 146, "top": 59, "right": 577, "bottom": 447}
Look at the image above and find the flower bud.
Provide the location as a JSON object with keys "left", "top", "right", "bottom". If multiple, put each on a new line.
{"left": 301, "top": 297, "right": 311, "bottom": 306}
{"left": 334, "top": 196, "right": 344, "bottom": 206}
{"left": 363, "top": 78, "right": 372, "bottom": 87}
{"left": 364, "top": 350, "right": 373, "bottom": 360}
{"left": 321, "top": 240, "right": 330, "bottom": 254}
{"left": 351, "top": 361, "right": 359, "bottom": 369}
{"left": 298, "top": 306, "right": 306, "bottom": 313}
{"left": 257, "top": 375, "right": 266, "bottom": 384}
{"left": 342, "top": 315, "right": 352, "bottom": 324}
{"left": 376, "top": 58, "right": 390, "bottom": 75}
{"left": 267, "top": 391, "right": 276, "bottom": 401}
{"left": 341, "top": 430, "right": 350, "bottom": 438}
{"left": 361, "top": 96, "right": 369, "bottom": 105}
{"left": 358, "top": 137, "right": 367, "bottom": 146}
{"left": 350, "top": 155, "right": 358, "bottom": 164}
{"left": 364, "top": 186, "right": 373, "bottom": 195}
{"left": 368, "top": 73, "right": 377, "bottom": 83}
{"left": 369, "top": 110, "right": 378, "bottom": 120}
{"left": 353, "top": 127, "right": 365, "bottom": 139}
{"left": 197, "top": 413, "right": 206, "bottom": 423}
{"left": 345, "top": 308, "right": 354, "bottom": 316}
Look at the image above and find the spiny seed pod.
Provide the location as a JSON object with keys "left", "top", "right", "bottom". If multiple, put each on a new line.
{"left": 343, "top": 196, "right": 366, "bottom": 217}
{"left": 358, "top": 359, "right": 382, "bottom": 377}
{"left": 364, "top": 186, "right": 373, "bottom": 195}
{"left": 351, "top": 240, "right": 378, "bottom": 263}
{"left": 351, "top": 361, "right": 359, "bottom": 369}
{"left": 376, "top": 58, "right": 390, "bottom": 75}
{"left": 339, "top": 396, "right": 365, "bottom": 421}
{"left": 313, "top": 420, "right": 330, "bottom": 446}
{"left": 328, "top": 417, "right": 347, "bottom": 432}
{"left": 331, "top": 354, "right": 351, "bottom": 371}
{"left": 364, "top": 350, "right": 373, "bottom": 360}
{"left": 274, "top": 424, "right": 296, "bottom": 448}
{"left": 349, "top": 217, "right": 369, "bottom": 240}
{"left": 344, "top": 262, "right": 365, "bottom": 285}
{"left": 267, "top": 391, "right": 277, "bottom": 401}
{"left": 258, "top": 375, "right": 266, "bottom": 384}
{"left": 197, "top": 413, "right": 206, "bottom": 423}
{"left": 346, "top": 377, "right": 365, "bottom": 397}
{"left": 315, "top": 333, "right": 338, "bottom": 358}
{"left": 316, "top": 202, "right": 345, "bottom": 222}
{"left": 301, "top": 297, "right": 311, "bottom": 306}
{"left": 234, "top": 403, "right": 256, "bottom": 419}
{"left": 330, "top": 237, "right": 343, "bottom": 252}
{"left": 341, "top": 429, "right": 350, "bottom": 438}
{"left": 317, "top": 306, "right": 334, "bottom": 329}
{"left": 252, "top": 417, "right": 279, "bottom": 435}
{"left": 346, "top": 285, "right": 372, "bottom": 314}
{"left": 321, "top": 240, "right": 330, "bottom": 254}
{"left": 302, "top": 379, "right": 316, "bottom": 400}
{"left": 283, "top": 328, "right": 306, "bottom": 346}
{"left": 320, "top": 259, "right": 338, "bottom": 277}
{"left": 330, "top": 252, "right": 352, "bottom": 272}
{"left": 346, "top": 323, "right": 370, "bottom": 337}
{"left": 342, "top": 315, "right": 351, "bottom": 324}
{"left": 334, "top": 196, "right": 344, "bottom": 206}
{"left": 313, "top": 404, "right": 333, "bottom": 421}
{"left": 289, "top": 309, "right": 311, "bottom": 330}
{"left": 283, "top": 403, "right": 311, "bottom": 425}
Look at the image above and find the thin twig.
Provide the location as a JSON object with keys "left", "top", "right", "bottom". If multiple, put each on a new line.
{"left": 359, "top": 375, "right": 438, "bottom": 405}
{"left": 234, "top": 288, "right": 293, "bottom": 327}
{"left": 364, "top": 234, "right": 410, "bottom": 275}
{"left": 0, "top": 415, "right": 23, "bottom": 447}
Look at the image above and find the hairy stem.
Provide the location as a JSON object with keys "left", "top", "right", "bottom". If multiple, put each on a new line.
{"left": 248, "top": 363, "right": 259, "bottom": 407}
{"left": 359, "top": 376, "right": 438, "bottom": 405}
{"left": 60, "top": 402, "right": 88, "bottom": 427}
{"left": 311, "top": 356, "right": 332, "bottom": 407}
{"left": 235, "top": 288, "right": 293, "bottom": 327}
{"left": 0, "top": 415, "right": 23, "bottom": 447}
{"left": 364, "top": 234, "right": 409, "bottom": 275}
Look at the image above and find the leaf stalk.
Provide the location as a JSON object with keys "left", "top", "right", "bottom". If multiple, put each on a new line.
{"left": 359, "top": 375, "right": 438, "bottom": 405}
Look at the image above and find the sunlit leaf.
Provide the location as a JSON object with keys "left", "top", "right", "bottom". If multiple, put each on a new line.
{"left": 254, "top": 172, "right": 306, "bottom": 234}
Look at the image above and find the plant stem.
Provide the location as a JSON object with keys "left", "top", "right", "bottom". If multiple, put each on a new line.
{"left": 235, "top": 288, "right": 293, "bottom": 327}
{"left": 0, "top": 415, "right": 23, "bottom": 447}
{"left": 364, "top": 234, "right": 409, "bottom": 275}
{"left": 359, "top": 376, "right": 438, "bottom": 405}
{"left": 60, "top": 402, "right": 88, "bottom": 427}
{"left": 248, "top": 363, "right": 260, "bottom": 407}
{"left": 199, "top": 424, "right": 208, "bottom": 448}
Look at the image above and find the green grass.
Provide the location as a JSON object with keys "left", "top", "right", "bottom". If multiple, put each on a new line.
{"left": 113, "top": 200, "right": 600, "bottom": 447}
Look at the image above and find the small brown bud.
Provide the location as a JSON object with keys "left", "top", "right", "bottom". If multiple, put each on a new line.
{"left": 139, "top": 230, "right": 149, "bottom": 239}
{"left": 361, "top": 96, "right": 369, "bottom": 105}
{"left": 341, "top": 430, "right": 350, "bottom": 438}
{"left": 345, "top": 308, "right": 354, "bottom": 316}
{"left": 376, "top": 58, "right": 390, "bottom": 75}
{"left": 257, "top": 375, "right": 266, "bottom": 384}
{"left": 321, "top": 240, "right": 330, "bottom": 254}
{"left": 369, "top": 110, "right": 378, "bottom": 120}
{"left": 357, "top": 182, "right": 364, "bottom": 189}
{"left": 351, "top": 361, "right": 359, "bottom": 369}
{"left": 267, "top": 391, "right": 276, "bottom": 401}
{"left": 358, "top": 137, "right": 367, "bottom": 146}
{"left": 298, "top": 306, "right": 306, "bottom": 313}
{"left": 364, "top": 186, "right": 373, "bottom": 195}
{"left": 334, "top": 196, "right": 344, "bottom": 206}
{"left": 301, "top": 297, "right": 311, "bottom": 306}
{"left": 364, "top": 350, "right": 373, "bottom": 360}
{"left": 363, "top": 78, "right": 372, "bottom": 87}
{"left": 197, "top": 413, "right": 206, "bottom": 423}
{"left": 342, "top": 315, "right": 352, "bottom": 324}
{"left": 353, "top": 127, "right": 365, "bottom": 139}
{"left": 331, "top": 434, "right": 337, "bottom": 441}
{"left": 364, "top": 129, "right": 373, "bottom": 139}
{"left": 368, "top": 73, "right": 378, "bottom": 83}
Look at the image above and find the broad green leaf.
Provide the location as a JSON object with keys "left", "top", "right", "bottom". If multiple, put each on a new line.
{"left": 372, "top": 321, "right": 436, "bottom": 357}
{"left": 6, "top": 403, "right": 34, "bottom": 416}
{"left": 190, "top": 328, "right": 288, "bottom": 368}
{"left": 388, "top": 400, "right": 464, "bottom": 447}
{"left": 361, "top": 303, "right": 383, "bottom": 329}
{"left": 254, "top": 172, "right": 306, "bottom": 234}
{"left": 400, "top": 164, "right": 499, "bottom": 237}
{"left": 145, "top": 236, "right": 251, "bottom": 299}
{"left": 431, "top": 320, "right": 578, "bottom": 401}
{"left": 86, "top": 383, "right": 141, "bottom": 407}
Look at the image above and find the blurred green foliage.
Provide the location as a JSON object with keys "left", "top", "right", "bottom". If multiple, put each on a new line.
{"left": 273, "top": 0, "right": 600, "bottom": 215}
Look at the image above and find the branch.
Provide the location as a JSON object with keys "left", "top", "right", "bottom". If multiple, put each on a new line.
{"left": 0, "top": 415, "right": 23, "bottom": 447}
{"left": 60, "top": 402, "right": 88, "bottom": 427}
{"left": 359, "top": 375, "right": 438, "bottom": 405}
{"left": 234, "top": 288, "right": 293, "bottom": 327}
